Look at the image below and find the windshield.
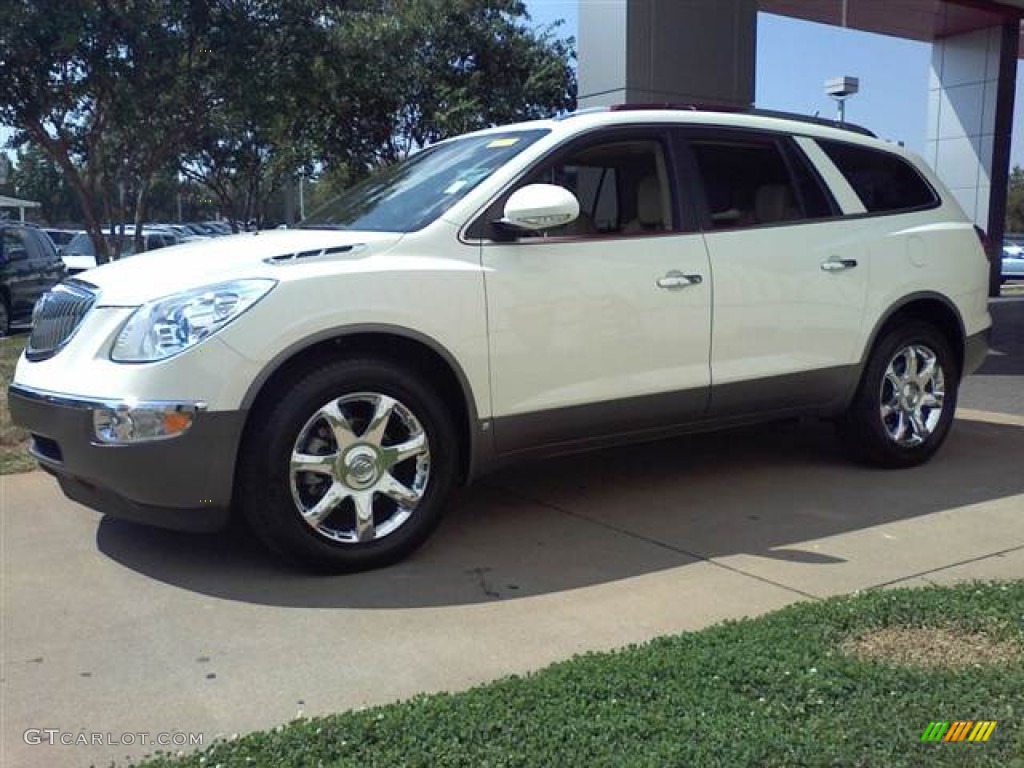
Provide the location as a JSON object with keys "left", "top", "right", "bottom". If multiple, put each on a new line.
{"left": 301, "top": 129, "right": 549, "bottom": 233}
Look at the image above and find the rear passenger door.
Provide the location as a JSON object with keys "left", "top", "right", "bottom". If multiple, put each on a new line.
{"left": 679, "top": 128, "right": 869, "bottom": 416}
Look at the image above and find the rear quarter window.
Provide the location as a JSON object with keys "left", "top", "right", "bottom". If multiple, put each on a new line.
{"left": 817, "top": 139, "right": 939, "bottom": 214}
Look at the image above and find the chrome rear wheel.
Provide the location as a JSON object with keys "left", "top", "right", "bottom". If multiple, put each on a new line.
{"left": 879, "top": 343, "right": 946, "bottom": 448}
{"left": 836, "top": 321, "right": 958, "bottom": 468}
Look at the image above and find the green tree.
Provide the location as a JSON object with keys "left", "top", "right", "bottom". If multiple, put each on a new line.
{"left": 0, "top": 0, "right": 216, "bottom": 261}
{"left": 9, "top": 143, "right": 81, "bottom": 225}
{"left": 315, "top": 0, "right": 577, "bottom": 171}
{"left": 2, "top": 1, "right": 576, "bottom": 243}
{"left": 179, "top": 1, "right": 327, "bottom": 229}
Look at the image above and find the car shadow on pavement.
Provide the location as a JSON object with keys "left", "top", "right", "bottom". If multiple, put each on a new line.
{"left": 95, "top": 414, "right": 1024, "bottom": 609}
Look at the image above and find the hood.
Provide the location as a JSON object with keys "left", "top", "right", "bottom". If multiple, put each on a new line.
{"left": 76, "top": 229, "right": 402, "bottom": 306}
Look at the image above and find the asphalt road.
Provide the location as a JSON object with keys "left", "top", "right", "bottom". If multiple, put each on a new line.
{"left": 2, "top": 296, "right": 1022, "bottom": 768}
{"left": 960, "top": 294, "right": 1024, "bottom": 416}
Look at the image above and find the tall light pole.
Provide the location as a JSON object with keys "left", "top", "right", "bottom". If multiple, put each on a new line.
{"left": 825, "top": 76, "right": 859, "bottom": 124}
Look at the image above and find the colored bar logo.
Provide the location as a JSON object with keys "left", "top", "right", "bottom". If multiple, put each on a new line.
{"left": 921, "top": 721, "right": 997, "bottom": 742}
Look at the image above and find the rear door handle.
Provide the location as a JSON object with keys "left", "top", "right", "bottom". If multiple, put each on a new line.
{"left": 657, "top": 271, "right": 703, "bottom": 290}
{"left": 820, "top": 257, "right": 858, "bottom": 272}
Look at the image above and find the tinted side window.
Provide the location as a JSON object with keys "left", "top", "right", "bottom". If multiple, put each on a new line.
{"left": 520, "top": 138, "right": 674, "bottom": 238}
{"left": 25, "top": 229, "right": 58, "bottom": 263}
{"left": 785, "top": 143, "right": 836, "bottom": 219}
{"left": 572, "top": 165, "right": 619, "bottom": 231}
{"left": 817, "top": 140, "right": 938, "bottom": 213}
{"left": 689, "top": 139, "right": 829, "bottom": 229}
{"left": 1, "top": 229, "right": 30, "bottom": 262}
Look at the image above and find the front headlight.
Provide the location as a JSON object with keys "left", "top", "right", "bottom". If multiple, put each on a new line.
{"left": 111, "top": 279, "right": 276, "bottom": 362}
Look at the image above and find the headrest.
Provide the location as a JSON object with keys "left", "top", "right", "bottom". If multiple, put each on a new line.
{"left": 755, "top": 184, "right": 793, "bottom": 224}
{"left": 636, "top": 176, "right": 662, "bottom": 226}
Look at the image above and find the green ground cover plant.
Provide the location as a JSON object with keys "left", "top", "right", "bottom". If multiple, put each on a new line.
{"left": 0, "top": 336, "right": 34, "bottom": 474}
{"left": 132, "top": 581, "right": 1023, "bottom": 767}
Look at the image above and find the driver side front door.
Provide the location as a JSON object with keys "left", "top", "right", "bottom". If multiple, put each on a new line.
{"left": 476, "top": 129, "right": 713, "bottom": 454}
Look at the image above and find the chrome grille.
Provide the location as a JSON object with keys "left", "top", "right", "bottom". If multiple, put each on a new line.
{"left": 26, "top": 281, "right": 97, "bottom": 361}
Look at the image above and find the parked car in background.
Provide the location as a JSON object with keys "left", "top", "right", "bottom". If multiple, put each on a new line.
{"left": 62, "top": 228, "right": 180, "bottom": 275}
{"left": 206, "top": 221, "right": 234, "bottom": 235}
{"left": 1002, "top": 234, "right": 1024, "bottom": 281}
{"left": 147, "top": 223, "right": 206, "bottom": 242}
{"left": 0, "top": 222, "right": 66, "bottom": 335}
{"left": 41, "top": 228, "right": 81, "bottom": 256}
{"left": 182, "top": 221, "right": 219, "bottom": 237}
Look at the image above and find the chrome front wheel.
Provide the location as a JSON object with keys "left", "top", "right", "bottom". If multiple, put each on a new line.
{"left": 290, "top": 392, "right": 431, "bottom": 544}
{"left": 240, "top": 357, "right": 457, "bottom": 572}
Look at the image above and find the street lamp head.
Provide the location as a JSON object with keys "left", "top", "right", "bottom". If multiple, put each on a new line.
{"left": 825, "top": 76, "right": 860, "bottom": 98}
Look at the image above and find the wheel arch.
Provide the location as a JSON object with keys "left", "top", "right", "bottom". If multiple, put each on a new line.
{"left": 864, "top": 293, "right": 965, "bottom": 368}
{"left": 239, "top": 325, "right": 486, "bottom": 484}
{"left": 841, "top": 292, "right": 966, "bottom": 408}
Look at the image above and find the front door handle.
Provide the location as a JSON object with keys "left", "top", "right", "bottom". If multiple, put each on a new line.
{"left": 820, "top": 257, "right": 858, "bottom": 272}
{"left": 657, "top": 271, "right": 703, "bottom": 290}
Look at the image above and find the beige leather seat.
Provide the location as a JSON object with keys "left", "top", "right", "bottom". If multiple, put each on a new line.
{"left": 754, "top": 184, "right": 799, "bottom": 225}
{"left": 623, "top": 176, "right": 665, "bottom": 233}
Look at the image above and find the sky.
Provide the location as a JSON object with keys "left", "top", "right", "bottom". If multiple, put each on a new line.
{"left": 525, "top": 0, "right": 1024, "bottom": 168}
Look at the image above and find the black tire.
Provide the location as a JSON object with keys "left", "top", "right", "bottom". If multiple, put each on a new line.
{"left": 237, "top": 357, "right": 458, "bottom": 573}
{"left": 836, "top": 321, "right": 959, "bottom": 468}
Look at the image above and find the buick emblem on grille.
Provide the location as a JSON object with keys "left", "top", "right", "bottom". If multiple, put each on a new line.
{"left": 26, "top": 282, "right": 97, "bottom": 361}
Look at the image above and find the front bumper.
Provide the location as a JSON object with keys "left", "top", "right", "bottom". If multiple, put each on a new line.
{"left": 8, "top": 384, "right": 246, "bottom": 532}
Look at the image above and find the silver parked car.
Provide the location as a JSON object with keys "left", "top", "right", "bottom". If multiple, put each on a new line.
{"left": 1002, "top": 234, "right": 1024, "bottom": 281}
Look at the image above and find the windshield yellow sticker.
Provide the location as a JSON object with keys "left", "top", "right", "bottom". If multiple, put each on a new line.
{"left": 487, "top": 137, "right": 520, "bottom": 148}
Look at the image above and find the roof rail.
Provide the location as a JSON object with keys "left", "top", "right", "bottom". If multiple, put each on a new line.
{"left": 606, "top": 103, "right": 877, "bottom": 137}
{"left": 553, "top": 106, "right": 609, "bottom": 121}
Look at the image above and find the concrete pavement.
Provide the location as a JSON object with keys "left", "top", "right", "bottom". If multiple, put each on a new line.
{"left": 960, "top": 296, "right": 1024, "bottom": 416}
{"left": 3, "top": 300, "right": 1023, "bottom": 767}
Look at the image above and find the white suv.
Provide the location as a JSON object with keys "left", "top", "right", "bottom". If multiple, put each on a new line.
{"left": 9, "top": 107, "right": 992, "bottom": 572}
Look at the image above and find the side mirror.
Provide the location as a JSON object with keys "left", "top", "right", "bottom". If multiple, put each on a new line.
{"left": 499, "top": 184, "right": 580, "bottom": 233}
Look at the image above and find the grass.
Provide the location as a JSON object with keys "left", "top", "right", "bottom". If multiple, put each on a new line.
{"left": 0, "top": 335, "right": 36, "bottom": 474}
{"left": 131, "top": 581, "right": 1024, "bottom": 768}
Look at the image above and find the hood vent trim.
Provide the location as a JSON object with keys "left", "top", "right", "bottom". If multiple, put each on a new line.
{"left": 264, "top": 244, "right": 365, "bottom": 264}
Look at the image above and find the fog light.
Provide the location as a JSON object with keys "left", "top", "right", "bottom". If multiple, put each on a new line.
{"left": 93, "top": 402, "right": 203, "bottom": 444}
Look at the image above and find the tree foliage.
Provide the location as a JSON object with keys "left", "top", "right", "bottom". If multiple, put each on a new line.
{"left": 1, "top": 1, "right": 576, "bottom": 241}
{"left": 179, "top": 1, "right": 330, "bottom": 230}
{"left": 0, "top": 1, "right": 221, "bottom": 260}
{"left": 318, "top": 0, "right": 576, "bottom": 168}
{"left": 9, "top": 143, "right": 79, "bottom": 225}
